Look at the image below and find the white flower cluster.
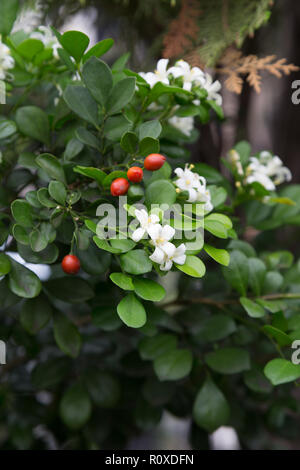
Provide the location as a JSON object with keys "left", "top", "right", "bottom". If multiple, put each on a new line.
{"left": 246, "top": 151, "right": 292, "bottom": 191}
{"left": 139, "top": 59, "right": 222, "bottom": 137}
{"left": 12, "top": 1, "right": 44, "bottom": 34}
{"left": 131, "top": 209, "right": 186, "bottom": 272}
{"left": 174, "top": 164, "right": 213, "bottom": 212}
{"left": 0, "top": 41, "right": 14, "bottom": 80}
{"left": 30, "top": 26, "right": 60, "bottom": 59}
{"left": 139, "top": 59, "right": 222, "bottom": 105}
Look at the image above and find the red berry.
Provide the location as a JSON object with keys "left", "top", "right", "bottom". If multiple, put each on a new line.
{"left": 127, "top": 166, "right": 143, "bottom": 183}
{"left": 144, "top": 153, "right": 166, "bottom": 171}
{"left": 61, "top": 255, "right": 80, "bottom": 275}
{"left": 110, "top": 178, "right": 130, "bottom": 196}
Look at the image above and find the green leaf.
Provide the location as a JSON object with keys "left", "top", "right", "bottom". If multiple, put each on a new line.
{"left": 85, "top": 370, "right": 120, "bottom": 408}
{"left": 133, "top": 278, "right": 165, "bottom": 302}
{"left": 145, "top": 180, "right": 176, "bottom": 206}
{"left": 9, "top": 259, "right": 41, "bottom": 299}
{"left": 82, "top": 56, "right": 113, "bottom": 106}
{"left": 154, "top": 349, "right": 193, "bottom": 381}
{"left": 32, "top": 357, "right": 70, "bottom": 389}
{"left": 139, "top": 137, "right": 160, "bottom": 157}
{"left": 16, "top": 106, "right": 50, "bottom": 145}
{"left": 20, "top": 294, "right": 52, "bottom": 334}
{"left": 117, "top": 293, "right": 147, "bottom": 328}
{"left": 58, "top": 30, "right": 89, "bottom": 63}
{"left": 48, "top": 181, "right": 66, "bottom": 205}
{"left": 234, "top": 140, "right": 251, "bottom": 165}
{"left": 193, "top": 377, "right": 230, "bottom": 433}
{"left": 148, "top": 82, "right": 192, "bottom": 102}
{"left": 110, "top": 272, "right": 134, "bottom": 291}
{"left": 75, "top": 127, "right": 100, "bottom": 149}
{"left": 262, "top": 325, "right": 292, "bottom": 347}
{"left": 53, "top": 313, "right": 81, "bottom": 358}
{"left": 83, "top": 38, "right": 114, "bottom": 62}
{"left": 244, "top": 367, "right": 273, "bottom": 393}
{"left": 112, "top": 52, "right": 130, "bottom": 71}
{"left": 63, "top": 85, "right": 99, "bottom": 127}
{"left": 104, "top": 115, "right": 132, "bottom": 141}
{"left": 102, "top": 170, "right": 127, "bottom": 187}
{"left": 222, "top": 250, "right": 248, "bottom": 296}
{"left": 77, "top": 243, "right": 111, "bottom": 275}
{"left": 248, "top": 257, "right": 266, "bottom": 296}
{"left": 17, "top": 39, "right": 44, "bottom": 60}
{"left": 240, "top": 297, "right": 265, "bottom": 318}
{"left": 11, "top": 199, "right": 33, "bottom": 227}
{"left": 256, "top": 298, "right": 285, "bottom": 313}
{"left": 139, "top": 333, "right": 177, "bottom": 360}
{"left": 0, "top": 0, "right": 19, "bottom": 35}
{"left": 37, "top": 188, "right": 57, "bottom": 208}
{"left": 204, "top": 219, "right": 228, "bottom": 239}
{"left": 205, "top": 347, "right": 250, "bottom": 374}
{"left": 120, "top": 131, "right": 138, "bottom": 153}
{"left": 73, "top": 165, "right": 106, "bottom": 185}
{"left": 138, "top": 120, "right": 162, "bottom": 140}
{"left": 264, "top": 358, "right": 300, "bottom": 385}
{"left": 63, "top": 138, "right": 84, "bottom": 161}
{"left": 175, "top": 255, "right": 206, "bottom": 278}
{"left": 91, "top": 305, "right": 122, "bottom": 331}
{"left": 106, "top": 77, "right": 136, "bottom": 115}
{"left": 45, "top": 278, "right": 94, "bottom": 303}
{"left": 0, "top": 253, "right": 11, "bottom": 275}
{"left": 60, "top": 384, "right": 91, "bottom": 430}
{"left": 0, "top": 119, "right": 17, "bottom": 139}
{"left": 120, "top": 249, "right": 153, "bottom": 275}
{"left": 197, "top": 314, "right": 236, "bottom": 342}
{"left": 18, "top": 243, "right": 58, "bottom": 265}
{"left": 36, "top": 153, "right": 66, "bottom": 184}
{"left": 204, "top": 244, "right": 230, "bottom": 266}
{"left": 30, "top": 229, "right": 47, "bottom": 252}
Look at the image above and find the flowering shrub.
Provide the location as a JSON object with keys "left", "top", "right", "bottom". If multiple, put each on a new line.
{"left": 1, "top": 1, "right": 300, "bottom": 450}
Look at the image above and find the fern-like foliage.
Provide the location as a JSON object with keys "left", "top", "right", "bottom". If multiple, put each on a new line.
{"left": 217, "top": 48, "right": 299, "bottom": 94}
{"left": 163, "top": 0, "right": 273, "bottom": 66}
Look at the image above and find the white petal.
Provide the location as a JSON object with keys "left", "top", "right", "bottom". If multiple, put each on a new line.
{"left": 147, "top": 223, "right": 162, "bottom": 241}
{"left": 183, "top": 81, "right": 192, "bottom": 91}
{"left": 156, "top": 58, "right": 169, "bottom": 74}
{"left": 173, "top": 254, "right": 186, "bottom": 265}
{"left": 149, "top": 247, "right": 165, "bottom": 264}
{"left": 135, "top": 209, "right": 148, "bottom": 226}
{"left": 131, "top": 227, "right": 146, "bottom": 242}
{"left": 161, "top": 225, "right": 175, "bottom": 241}
{"left": 161, "top": 241, "right": 176, "bottom": 257}
{"left": 160, "top": 259, "right": 173, "bottom": 271}
{"left": 187, "top": 188, "right": 198, "bottom": 202}
{"left": 174, "top": 167, "right": 184, "bottom": 178}
{"left": 149, "top": 214, "right": 160, "bottom": 224}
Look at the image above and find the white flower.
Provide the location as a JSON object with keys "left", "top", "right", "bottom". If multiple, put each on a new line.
{"left": 246, "top": 151, "right": 292, "bottom": 190}
{"left": 131, "top": 209, "right": 160, "bottom": 242}
{"left": 152, "top": 242, "right": 187, "bottom": 271}
{"left": 168, "top": 115, "right": 194, "bottom": 136}
{"left": 202, "top": 73, "right": 222, "bottom": 106}
{"left": 30, "top": 26, "right": 60, "bottom": 59}
{"left": 172, "top": 60, "right": 205, "bottom": 91}
{"left": 174, "top": 165, "right": 213, "bottom": 212}
{"left": 139, "top": 59, "right": 172, "bottom": 88}
{"left": 12, "top": 1, "right": 44, "bottom": 34}
{"left": 148, "top": 223, "right": 176, "bottom": 262}
{"left": 0, "top": 41, "right": 14, "bottom": 80}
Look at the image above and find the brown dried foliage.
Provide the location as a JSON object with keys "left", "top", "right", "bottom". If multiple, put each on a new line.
{"left": 217, "top": 48, "right": 299, "bottom": 94}
{"left": 162, "top": 0, "right": 201, "bottom": 59}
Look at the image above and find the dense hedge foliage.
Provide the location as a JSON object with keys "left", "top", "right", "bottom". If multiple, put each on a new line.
{"left": 0, "top": 0, "right": 300, "bottom": 450}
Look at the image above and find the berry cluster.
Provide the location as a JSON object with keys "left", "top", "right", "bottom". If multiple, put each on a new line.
{"left": 110, "top": 153, "right": 166, "bottom": 196}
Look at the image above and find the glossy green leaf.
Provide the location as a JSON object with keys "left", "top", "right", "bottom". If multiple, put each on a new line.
{"left": 9, "top": 259, "right": 41, "bottom": 299}
{"left": 106, "top": 77, "right": 136, "bottom": 115}
{"left": 60, "top": 384, "right": 91, "bottom": 430}
{"left": 16, "top": 106, "right": 49, "bottom": 145}
{"left": 36, "top": 153, "right": 66, "bottom": 184}
{"left": 117, "top": 293, "right": 147, "bottom": 328}
{"left": 205, "top": 347, "right": 250, "bottom": 374}
{"left": 120, "top": 249, "right": 153, "bottom": 275}
{"left": 193, "top": 377, "right": 230, "bottom": 433}
{"left": 133, "top": 278, "right": 166, "bottom": 302}
{"left": 154, "top": 349, "right": 193, "bottom": 381}
{"left": 110, "top": 272, "right": 134, "bottom": 291}
{"left": 53, "top": 313, "right": 81, "bottom": 358}
{"left": 264, "top": 359, "right": 300, "bottom": 385}
{"left": 222, "top": 250, "right": 248, "bottom": 296}
{"left": 82, "top": 56, "right": 113, "bottom": 106}
{"left": 240, "top": 297, "right": 265, "bottom": 318}
{"left": 0, "top": 253, "right": 11, "bottom": 275}
{"left": 63, "top": 85, "right": 99, "bottom": 127}
{"left": 175, "top": 255, "right": 206, "bottom": 278}
{"left": 204, "top": 244, "right": 230, "bottom": 266}
{"left": 139, "top": 334, "right": 177, "bottom": 360}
